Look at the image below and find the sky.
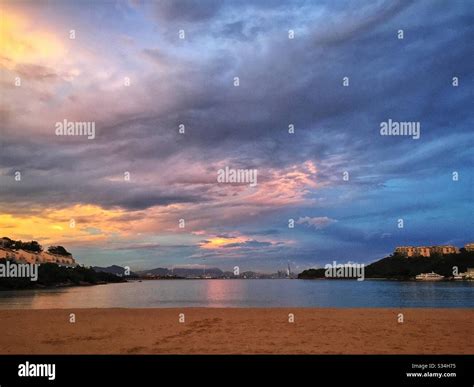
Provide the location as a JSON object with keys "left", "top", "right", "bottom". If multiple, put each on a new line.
{"left": 0, "top": 0, "right": 472, "bottom": 272}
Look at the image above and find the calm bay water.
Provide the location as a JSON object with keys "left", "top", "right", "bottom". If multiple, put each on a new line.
{"left": 0, "top": 279, "right": 473, "bottom": 309}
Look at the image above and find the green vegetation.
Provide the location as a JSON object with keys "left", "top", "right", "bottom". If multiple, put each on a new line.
{"left": 2, "top": 238, "right": 43, "bottom": 253}
{"left": 298, "top": 250, "right": 474, "bottom": 280}
{"left": 2, "top": 238, "right": 72, "bottom": 256}
{"left": 298, "top": 268, "right": 326, "bottom": 279}
{"left": 0, "top": 237, "right": 13, "bottom": 248}
{"left": 0, "top": 260, "right": 126, "bottom": 290}
{"left": 47, "top": 245, "right": 72, "bottom": 256}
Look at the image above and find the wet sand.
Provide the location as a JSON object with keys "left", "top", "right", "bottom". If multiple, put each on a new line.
{"left": 1, "top": 308, "right": 472, "bottom": 354}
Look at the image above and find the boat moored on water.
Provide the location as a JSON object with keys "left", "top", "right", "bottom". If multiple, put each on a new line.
{"left": 415, "top": 272, "right": 444, "bottom": 281}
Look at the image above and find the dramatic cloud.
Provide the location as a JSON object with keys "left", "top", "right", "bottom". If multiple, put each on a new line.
{"left": 296, "top": 217, "right": 337, "bottom": 230}
{"left": 0, "top": 0, "right": 472, "bottom": 271}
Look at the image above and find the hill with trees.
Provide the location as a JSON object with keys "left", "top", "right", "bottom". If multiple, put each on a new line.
{"left": 298, "top": 250, "right": 474, "bottom": 280}
{"left": 0, "top": 260, "right": 126, "bottom": 290}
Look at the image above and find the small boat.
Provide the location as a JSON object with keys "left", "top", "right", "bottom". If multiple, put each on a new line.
{"left": 415, "top": 272, "right": 444, "bottom": 281}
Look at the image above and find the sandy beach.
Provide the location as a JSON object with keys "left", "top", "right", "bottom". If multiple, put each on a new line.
{"left": 1, "top": 308, "right": 472, "bottom": 354}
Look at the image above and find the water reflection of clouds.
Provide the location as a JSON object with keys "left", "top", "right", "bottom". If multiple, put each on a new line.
{"left": 203, "top": 280, "right": 245, "bottom": 307}
{"left": 0, "top": 281, "right": 472, "bottom": 309}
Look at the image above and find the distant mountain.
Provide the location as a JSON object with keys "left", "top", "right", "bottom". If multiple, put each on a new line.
{"left": 139, "top": 267, "right": 170, "bottom": 276}
{"left": 137, "top": 267, "right": 224, "bottom": 278}
{"left": 92, "top": 265, "right": 138, "bottom": 278}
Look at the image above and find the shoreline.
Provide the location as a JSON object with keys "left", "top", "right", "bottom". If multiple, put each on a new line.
{"left": 1, "top": 308, "right": 472, "bottom": 354}
{"left": 0, "top": 281, "right": 115, "bottom": 292}
{"left": 1, "top": 276, "right": 472, "bottom": 293}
